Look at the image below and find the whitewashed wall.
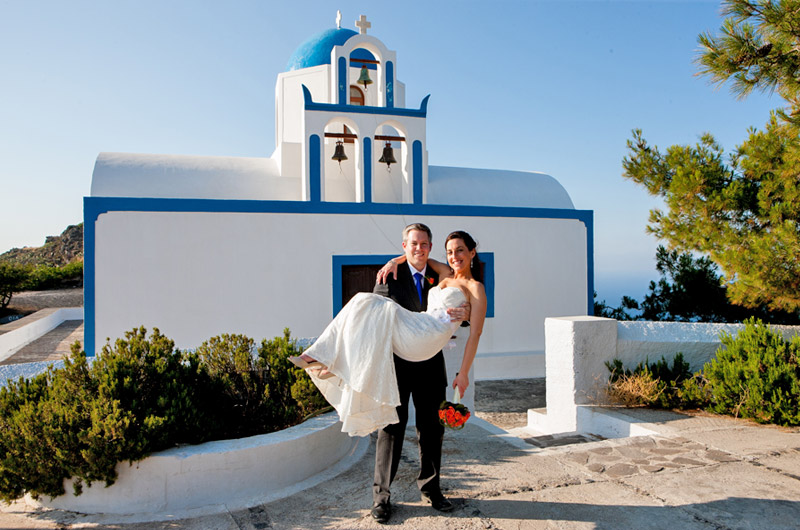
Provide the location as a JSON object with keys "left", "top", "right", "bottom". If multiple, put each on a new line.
{"left": 530, "top": 317, "right": 800, "bottom": 437}
{"left": 276, "top": 65, "right": 330, "bottom": 146}
{"left": 92, "top": 211, "right": 588, "bottom": 377}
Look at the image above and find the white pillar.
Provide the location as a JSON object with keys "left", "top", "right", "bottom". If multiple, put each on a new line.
{"left": 528, "top": 316, "right": 617, "bottom": 434}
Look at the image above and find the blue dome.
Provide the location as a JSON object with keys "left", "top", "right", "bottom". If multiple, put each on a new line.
{"left": 287, "top": 28, "right": 358, "bottom": 71}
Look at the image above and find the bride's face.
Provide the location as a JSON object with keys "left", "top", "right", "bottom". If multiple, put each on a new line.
{"left": 446, "top": 238, "right": 475, "bottom": 274}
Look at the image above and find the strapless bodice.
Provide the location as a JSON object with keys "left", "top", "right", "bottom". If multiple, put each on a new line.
{"left": 426, "top": 286, "right": 467, "bottom": 320}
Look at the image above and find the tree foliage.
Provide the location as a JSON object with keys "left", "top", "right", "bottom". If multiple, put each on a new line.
{"left": 697, "top": 0, "right": 800, "bottom": 123}
{"left": 639, "top": 246, "right": 730, "bottom": 322}
{"left": 623, "top": 0, "right": 800, "bottom": 312}
{"left": 597, "top": 245, "right": 800, "bottom": 323}
{"left": 0, "top": 262, "right": 27, "bottom": 309}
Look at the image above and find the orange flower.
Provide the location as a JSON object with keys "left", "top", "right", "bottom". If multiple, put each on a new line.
{"left": 438, "top": 400, "right": 471, "bottom": 430}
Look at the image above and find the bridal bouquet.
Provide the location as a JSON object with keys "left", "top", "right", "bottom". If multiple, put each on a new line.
{"left": 438, "top": 388, "right": 470, "bottom": 430}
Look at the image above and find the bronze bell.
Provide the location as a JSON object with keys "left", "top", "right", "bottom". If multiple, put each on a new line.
{"left": 378, "top": 141, "right": 396, "bottom": 169}
{"left": 332, "top": 140, "right": 347, "bottom": 164}
{"left": 357, "top": 65, "right": 372, "bottom": 90}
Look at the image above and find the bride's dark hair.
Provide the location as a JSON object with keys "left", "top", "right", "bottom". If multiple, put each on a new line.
{"left": 445, "top": 231, "right": 482, "bottom": 283}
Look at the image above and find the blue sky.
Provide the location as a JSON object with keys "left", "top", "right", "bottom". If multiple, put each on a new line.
{"left": 0, "top": 1, "right": 780, "bottom": 305}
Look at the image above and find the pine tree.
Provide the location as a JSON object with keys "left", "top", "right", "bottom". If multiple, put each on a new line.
{"left": 623, "top": 0, "right": 800, "bottom": 312}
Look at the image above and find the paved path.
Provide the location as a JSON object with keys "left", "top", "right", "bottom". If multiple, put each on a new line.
{"left": 0, "top": 320, "right": 84, "bottom": 366}
{"left": 2, "top": 407, "right": 799, "bottom": 529}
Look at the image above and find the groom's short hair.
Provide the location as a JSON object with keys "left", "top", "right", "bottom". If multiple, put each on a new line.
{"left": 402, "top": 223, "right": 432, "bottom": 243}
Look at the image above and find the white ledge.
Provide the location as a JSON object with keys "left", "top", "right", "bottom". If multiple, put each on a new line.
{"left": 30, "top": 412, "right": 367, "bottom": 522}
{"left": 0, "top": 308, "right": 83, "bottom": 362}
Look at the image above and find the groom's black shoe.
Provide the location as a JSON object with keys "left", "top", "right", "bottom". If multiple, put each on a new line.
{"left": 421, "top": 491, "right": 454, "bottom": 512}
{"left": 371, "top": 501, "right": 391, "bottom": 524}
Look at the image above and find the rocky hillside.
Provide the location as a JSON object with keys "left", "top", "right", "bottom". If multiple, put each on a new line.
{"left": 0, "top": 224, "right": 83, "bottom": 267}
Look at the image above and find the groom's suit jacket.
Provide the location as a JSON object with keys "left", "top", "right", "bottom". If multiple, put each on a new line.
{"left": 373, "top": 264, "right": 447, "bottom": 386}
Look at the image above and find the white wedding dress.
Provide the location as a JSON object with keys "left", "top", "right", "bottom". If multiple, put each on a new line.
{"left": 304, "top": 285, "right": 467, "bottom": 437}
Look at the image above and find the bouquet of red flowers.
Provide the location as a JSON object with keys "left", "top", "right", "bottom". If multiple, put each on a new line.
{"left": 438, "top": 387, "right": 470, "bottom": 430}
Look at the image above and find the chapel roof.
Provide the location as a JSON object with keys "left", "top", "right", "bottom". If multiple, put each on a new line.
{"left": 286, "top": 27, "right": 358, "bottom": 71}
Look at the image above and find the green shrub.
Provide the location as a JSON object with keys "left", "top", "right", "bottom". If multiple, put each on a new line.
{"left": 23, "top": 261, "right": 83, "bottom": 290}
{"left": 0, "top": 326, "right": 327, "bottom": 502}
{"left": 257, "top": 329, "right": 328, "bottom": 425}
{"left": 0, "top": 328, "right": 211, "bottom": 501}
{"left": 706, "top": 318, "right": 800, "bottom": 425}
{"left": 195, "top": 329, "right": 326, "bottom": 438}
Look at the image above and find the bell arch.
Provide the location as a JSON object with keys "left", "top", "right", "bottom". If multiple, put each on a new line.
{"left": 333, "top": 35, "right": 396, "bottom": 107}
{"left": 322, "top": 117, "right": 362, "bottom": 202}
{"left": 372, "top": 120, "right": 410, "bottom": 203}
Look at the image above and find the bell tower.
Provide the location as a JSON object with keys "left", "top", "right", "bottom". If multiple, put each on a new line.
{"left": 274, "top": 14, "right": 430, "bottom": 205}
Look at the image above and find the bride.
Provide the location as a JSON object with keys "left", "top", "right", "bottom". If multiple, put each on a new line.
{"left": 290, "top": 230, "right": 487, "bottom": 437}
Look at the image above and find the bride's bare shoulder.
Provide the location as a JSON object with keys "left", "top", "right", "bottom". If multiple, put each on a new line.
{"left": 467, "top": 279, "right": 486, "bottom": 297}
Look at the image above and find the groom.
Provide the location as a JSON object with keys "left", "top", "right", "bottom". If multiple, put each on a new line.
{"left": 371, "top": 223, "right": 467, "bottom": 523}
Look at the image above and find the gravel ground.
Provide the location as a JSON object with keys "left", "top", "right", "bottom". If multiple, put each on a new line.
{"left": 473, "top": 378, "right": 546, "bottom": 430}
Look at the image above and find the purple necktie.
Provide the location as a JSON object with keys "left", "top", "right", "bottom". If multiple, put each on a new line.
{"left": 413, "top": 272, "right": 423, "bottom": 304}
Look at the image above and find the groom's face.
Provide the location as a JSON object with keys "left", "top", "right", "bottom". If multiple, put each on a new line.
{"left": 403, "top": 229, "right": 431, "bottom": 270}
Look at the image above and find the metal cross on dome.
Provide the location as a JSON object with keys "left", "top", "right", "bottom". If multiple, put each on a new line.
{"left": 355, "top": 15, "right": 371, "bottom": 34}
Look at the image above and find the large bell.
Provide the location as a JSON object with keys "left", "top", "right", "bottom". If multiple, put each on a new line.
{"left": 357, "top": 65, "right": 373, "bottom": 90}
{"left": 378, "top": 141, "right": 396, "bottom": 170}
{"left": 332, "top": 140, "right": 348, "bottom": 164}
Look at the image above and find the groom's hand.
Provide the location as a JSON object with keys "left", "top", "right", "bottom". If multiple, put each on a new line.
{"left": 447, "top": 302, "right": 471, "bottom": 322}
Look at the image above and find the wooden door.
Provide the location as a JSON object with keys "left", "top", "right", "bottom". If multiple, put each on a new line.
{"left": 341, "top": 264, "right": 383, "bottom": 307}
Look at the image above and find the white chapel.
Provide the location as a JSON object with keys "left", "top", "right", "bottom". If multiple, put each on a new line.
{"left": 85, "top": 15, "right": 593, "bottom": 384}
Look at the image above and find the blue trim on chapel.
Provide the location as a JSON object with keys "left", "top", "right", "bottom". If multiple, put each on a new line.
{"left": 83, "top": 196, "right": 594, "bottom": 357}
{"left": 83, "top": 199, "right": 96, "bottom": 358}
{"left": 386, "top": 61, "right": 394, "bottom": 108}
{"left": 309, "top": 134, "right": 321, "bottom": 202}
{"left": 363, "top": 137, "right": 372, "bottom": 203}
{"left": 412, "top": 140, "right": 423, "bottom": 204}
{"left": 337, "top": 57, "right": 347, "bottom": 104}
{"left": 301, "top": 85, "right": 428, "bottom": 117}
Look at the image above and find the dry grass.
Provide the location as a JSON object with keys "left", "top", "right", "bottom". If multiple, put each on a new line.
{"left": 606, "top": 371, "right": 664, "bottom": 407}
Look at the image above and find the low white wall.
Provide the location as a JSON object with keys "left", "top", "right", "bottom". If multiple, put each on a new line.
{"left": 529, "top": 317, "right": 800, "bottom": 438}
{"left": 33, "top": 412, "right": 365, "bottom": 519}
{"left": 618, "top": 320, "right": 800, "bottom": 371}
{"left": 0, "top": 308, "right": 83, "bottom": 362}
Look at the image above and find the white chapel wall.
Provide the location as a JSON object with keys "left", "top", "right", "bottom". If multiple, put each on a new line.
{"left": 92, "top": 211, "right": 588, "bottom": 380}
{"left": 276, "top": 65, "right": 330, "bottom": 145}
